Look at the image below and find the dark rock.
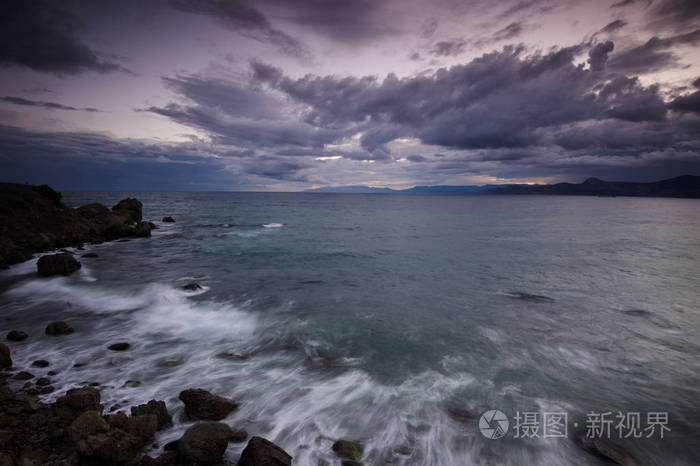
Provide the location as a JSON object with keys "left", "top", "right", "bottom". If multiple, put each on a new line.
{"left": 36, "top": 378, "right": 51, "bottom": 386}
{"left": 162, "top": 216, "right": 175, "bottom": 223}
{"left": 112, "top": 198, "right": 143, "bottom": 224}
{"left": 68, "top": 410, "right": 109, "bottom": 443}
{"left": 238, "top": 436, "right": 292, "bottom": 466}
{"left": 0, "top": 344, "right": 11, "bottom": 368}
{"left": 31, "top": 360, "right": 50, "bottom": 368}
{"left": 38, "top": 386, "right": 54, "bottom": 394}
{"left": 230, "top": 429, "right": 248, "bottom": 442}
{"left": 178, "top": 421, "right": 234, "bottom": 464}
{"left": 163, "top": 440, "right": 179, "bottom": 451}
{"left": 178, "top": 388, "right": 238, "bottom": 420}
{"left": 125, "top": 414, "right": 159, "bottom": 446}
{"left": 6, "top": 330, "right": 28, "bottom": 342}
{"left": 107, "top": 342, "right": 130, "bottom": 351}
{"left": 82, "top": 252, "right": 99, "bottom": 258}
{"left": 182, "top": 283, "right": 202, "bottom": 291}
{"left": 137, "top": 451, "right": 177, "bottom": 466}
{"left": 55, "top": 387, "right": 102, "bottom": 415}
{"left": 79, "top": 427, "right": 143, "bottom": 462}
{"left": 133, "top": 221, "right": 153, "bottom": 238}
{"left": 47, "top": 370, "right": 59, "bottom": 376}
{"left": 576, "top": 433, "right": 639, "bottom": 466}
{"left": 147, "top": 222, "right": 158, "bottom": 229}
{"left": 124, "top": 380, "right": 141, "bottom": 388}
{"left": 332, "top": 439, "right": 364, "bottom": 461}
{"left": 215, "top": 351, "right": 248, "bottom": 361}
{"left": 131, "top": 400, "right": 173, "bottom": 430}
{"left": 46, "top": 321, "right": 74, "bottom": 336}
{"left": 13, "top": 371, "right": 34, "bottom": 381}
{"left": 37, "top": 253, "right": 81, "bottom": 277}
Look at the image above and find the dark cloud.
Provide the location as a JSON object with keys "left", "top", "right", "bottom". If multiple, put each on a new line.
{"left": 430, "top": 39, "right": 467, "bottom": 57}
{"left": 0, "top": 0, "right": 123, "bottom": 75}
{"left": 611, "top": 0, "right": 637, "bottom": 8}
{"left": 473, "top": 22, "right": 525, "bottom": 48}
{"left": 0, "top": 96, "right": 100, "bottom": 112}
{"left": 668, "top": 85, "right": 700, "bottom": 114}
{"left": 607, "top": 29, "right": 700, "bottom": 74}
{"left": 169, "top": 0, "right": 307, "bottom": 58}
{"left": 588, "top": 41, "right": 614, "bottom": 71}
{"left": 648, "top": 0, "right": 700, "bottom": 31}
{"left": 600, "top": 19, "right": 627, "bottom": 33}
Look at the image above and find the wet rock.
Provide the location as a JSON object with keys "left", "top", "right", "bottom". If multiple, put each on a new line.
{"left": 37, "top": 253, "right": 81, "bottom": 277}
{"left": 55, "top": 387, "right": 102, "bottom": 419}
{"left": 36, "top": 378, "right": 51, "bottom": 386}
{"left": 131, "top": 400, "right": 173, "bottom": 430}
{"left": 215, "top": 351, "right": 248, "bottom": 361}
{"left": 238, "top": 436, "right": 292, "bottom": 466}
{"left": 82, "top": 252, "right": 99, "bottom": 258}
{"left": 6, "top": 330, "right": 28, "bottom": 341}
{"left": 182, "top": 283, "right": 202, "bottom": 291}
{"left": 112, "top": 198, "right": 143, "bottom": 224}
{"left": 125, "top": 414, "right": 159, "bottom": 446}
{"left": 178, "top": 421, "right": 234, "bottom": 464}
{"left": 46, "top": 321, "right": 74, "bottom": 336}
{"left": 31, "top": 360, "right": 49, "bottom": 368}
{"left": 332, "top": 439, "right": 364, "bottom": 461}
{"left": 162, "top": 216, "right": 176, "bottom": 223}
{"left": 133, "top": 221, "right": 153, "bottom": 238}
{"left": 13, "top": 371, "right": 34, "bottom": 381}
{"left": 107, "top": 342, "right": 130, "bottom": 351}
{"left": 47, "top": 370, "right": 59, "bottom": 376}
{"left": 231, "top": 429, "right": 248, "bottom": 442}
{"left": 68, "top": 410, "right": 109, "bottom": 443}
{"left": 576, "top": 433, "right": 639, "bottom": 466}
{"left": 137, "top": 451, "right": 177, "bottom": 466}
{"left": 79, "top": 427, "right": 143, "bottom": 462}
{"left": 124, "top": 380, "right": 141, "bottom": 388}
{"left": 0, "top": 344, "right": 11, "bottom": 368}
{"left": 178, "top": 388, "right": 238, "bottom": 420}
{"left": 38, "top": 386, "right": 54, "bottom": 394}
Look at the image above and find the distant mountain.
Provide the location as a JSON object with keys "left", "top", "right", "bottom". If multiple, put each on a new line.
{"left": 305, "top": 184, "right": 494, "bottom": 194}
{"left": 485, "top": 175, "right": 700, "bottom": 198}
{"left": 305, "top": 185, "right": 396, "bottom": 193}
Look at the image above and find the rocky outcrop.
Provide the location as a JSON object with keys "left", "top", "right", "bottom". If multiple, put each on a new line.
{"left": 0, "top": 182, "right": 153, "bottom": 268}
{"left": 178, "top": 388, "right": 238, "bottom": 420}
{"left": 238, "top": 436, "right": 293, "bottom": 466}
{"left": 37, "top": 252, "right": 81, "bottom": 276}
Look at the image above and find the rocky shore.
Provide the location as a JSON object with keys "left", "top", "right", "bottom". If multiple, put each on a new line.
{"left": 0, "top": 183, "right": 156, "bottom": 269}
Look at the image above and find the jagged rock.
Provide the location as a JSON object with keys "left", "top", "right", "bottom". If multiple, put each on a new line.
{"left": 162, "top": 216, "right": 175, "bottom": 223}
{"left": 178, "top": 421, "right": 234, "bottom": 464}
{"left": 238, "top": 436, "right": 292, "bottom": 466}
{"left": 107, "top": 342, "right": 130, "bottom": 351}
{"left": 45, "top": 322, "right": 74, "bottom": 336}
{"left": 332, "top": 439, "right": 364, "bottom": 461}
{"left": 133, "top": 221, "right": 153, "bottom": 238}
{"left": 178, "top": 388, "right": 238, "bottom": 420}
{"left": 37, "top": 253, "right": 81, "bottom": 277}
{"left": 6, "top": 330, "right": 28, "bottom": 342}
{"left": 112, "top": 198, "right": 143, "bottom": 224}
{"left": 131, "top": 400, "right": 173, "bottom": 430}
{"left": 0, "top": 344, "right": 11, "bottom": 368}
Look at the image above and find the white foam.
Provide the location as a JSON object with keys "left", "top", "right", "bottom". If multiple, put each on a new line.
{"left": 262, "top": 223, "right": 284, "bottom": 228}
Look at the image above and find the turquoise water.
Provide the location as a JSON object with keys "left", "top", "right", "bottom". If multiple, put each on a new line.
{"left": 2, "top": 193, "right": 699, "bottom": 465}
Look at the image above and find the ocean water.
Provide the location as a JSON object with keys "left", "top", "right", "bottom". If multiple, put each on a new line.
{"left": 1, "top": 192, "right": 699, "bottom": 465}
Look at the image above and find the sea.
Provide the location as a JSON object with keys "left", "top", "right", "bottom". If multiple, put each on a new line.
{"left": 1, "top": 192, "right": 699, "bottom": 465}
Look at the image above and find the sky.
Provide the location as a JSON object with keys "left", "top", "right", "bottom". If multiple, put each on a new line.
{"left": 0, "top": 0, "right": 699, "bottom": 191}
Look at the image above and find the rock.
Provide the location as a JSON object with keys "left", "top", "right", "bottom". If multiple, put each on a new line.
{"left": 31, "top": 360, "right": 49, "bottom": 368}
{"left": 576, "top": 433, "right": 639, "bottom": 466}
{"left": 182, "top": 283, "right": 202, "bottom": 291}
{"left": 107, "top": 342, "right": 130, "bottom": 351}
{"left": 125, "top": 414, "right": 159, "bottom": 446}
{"left": 137, "top": 451, "right": 177, "bottom": 466}
{"left": 82, "top": 252, "right": 99, "bottom": 258}
{"left": 68, "top": 410, "right": 109, "bottom": 443}
{"left": 131, "top": 400, "right": 173, "bottom": 430}
{"left": 38, "top": 386, "right": 54, "bottom": 394}
{"left": 147, "top": 222, "right": 158, "bottom": 229}
{"left": 45, "top": 321, "right": 74, "bottom": 336}
{"left": 215, "top": 351, "right": 248, "bottom": 361}
{"left": 0, "top": 344, "right": 11, "bottom": 368}
{"left": 230, "top": 429, "right": 248, "bottom": 442}
{"left": 79, "top": 428, "right": 143, "bottom": 462}
{"left": 178, "top": 388, "right": 238, "bottom": 420}
{"left": 133, "top": 221, "right": 153, "bottom": 238}
{"left": 332, "top": 439, "right": 364, "bottom": 461}
{"left": 13, "top": 371, "right": 34, "bottom": 381}
{"left": 6, "top": 330, "right": 28, "bottom": 341}
{"left": 238, "top": 436, "right": 292, "bottom": 466}
{"left": 56, "top": 387, "right": 102, "bottom": 413}
{"left": 162, "top": 216, "right": 175, "bottom": 223}
{"left": 37, "top": 253, "right": 81, "bottom": 277}
{"left": 48, "top": 370, "right": 59, "bottom": 376}
{"left": 112, "top": 198, "right": 143, "bottom": 224}
{"left": 36, "top": 378, "right": 51, "bottom": 386}
{"left": 178, "top": 421, "right": 234, "bottom": 464}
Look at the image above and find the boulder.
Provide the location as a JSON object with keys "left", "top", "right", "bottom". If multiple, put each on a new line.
{"left": 178, "top": 421, "right": 234, "bottom": 464}
{"left": 68, "top": 410, "right": 109, "bottom": 443}
{"left": 78, "top": 428, "right": 143, "bottom": 463}
{"left": 332, "top": 439, "right": 364, "bottom": 461}
{"left": 0, "top": 344, "right": 11, "bottom": 368}
{"left": 162, "top": 216, "right": 175, "bottom": 223}
{"left": 112, "top": 198, "right": 143, "bottom": 224}
{"left": 133, "top": 221, "right": 153, "bottom": 238}
{"left": 131, "top": 400, "right": 173, "bottom": 430}
{"left": 178, "top": 388, "right": 238, "bottom": 420}
{"left": 37, "top": 253, "right": 81, "bottom": 277}
{"left": 107, "top": 342, "right": 130, "bottom": 351}
{"left": 6, "top": 330, "right": 28, "bottom": 342}
{"left": 56, "top": 387, "right": 102, "bottom": 414}
{"left": 182, "top": 283, "right": 202, "bottom": 291}
{"left": 238, "top": 436, "right": 292, "bottom": 466}
{"left": 45, "top": 321, "right": 74, "bottom": 336}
